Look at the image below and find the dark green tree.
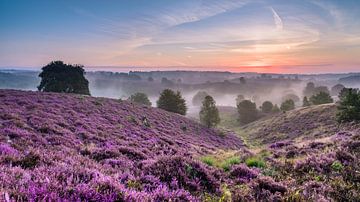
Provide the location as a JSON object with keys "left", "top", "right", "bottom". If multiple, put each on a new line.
{"left": 337, "top": 88, "right": 360, "bottom": 122}
{"left": 310, "top": 92, "right": 333, "bottom": 105}
{"left": 239, "top": 77, "right": 246, "bottom": 84}
{"left": 157, "top": 89, "right": 187, "bottom": 115}
{"left": 128, "top": 92, "right": 152, "bottom": 106}
{"left": 237, "top": 100, "right": 258, "bottom": 124}
{"left": 261, "top": 101, "right": 273, "bottom": 113}
{"left": 199, "top": 96, "right": 220, "bottom": 128}
{"left": 38, "top": 61, "right": 90, "bottom": 95}
{"left": 280, "top": 99, "right": 295, "bottom": 111}
{"left": 302, "top": 96, "right": 311, "bottom": 107}
{"left": 192, "top": 91, "right": 209, "bottom": 106}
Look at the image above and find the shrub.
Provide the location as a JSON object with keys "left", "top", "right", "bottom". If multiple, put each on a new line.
{"left": 128, "top": 92, "right": 152, "bottom": 106}
{"left": 331, "top": 161, "right": 343, "bottom": 171}
{"left": 221, "top": 156, "right": 241, "bottom": 171}
{"left": 310, "top": 91, "right": 333, "bottom": 105}
{"left": 38, "top": 61, "right": 90, "bottom": 95}
{"left": 157, "top": 89, "right": 187, "bottom": 115}
{"left": 199, "top": 95, "right": 220, "bottom": 128}
{"left": 144, "top": 156, "right": 220, "bottom": 194}
{"left": 229, "top": 164, "right": 258, "bottom": 181}
{"left": 245, "top": 157, "right": 266, "bottom": 168}
{"left": 280, "top": 99, "right": 295, "bottom": 111}
{"left": 237, "top": 100, "right": 258, "bottom": 124}
{"left": 336, "top": 88, "right": 360, "bottom": 122}
{"left": 261, "top": 101, "right": 273, "bottom": 113}
{"left": 272, "top": 104, "right": 280, "bottom": 113}
{"left": 200, "top": 156, "right": 216, "bottom": 167}
{"left": 236, "top": 94, "right": 245, "bottom": 105}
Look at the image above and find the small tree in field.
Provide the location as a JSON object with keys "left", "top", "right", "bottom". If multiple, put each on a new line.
{"left": 157, "top": 89, "right": 187, "bottom": 115}
{"left": 38, "top": 61, "right": 90, "bottom": 95}
{"left": 261, "top": 101, "right": 273, "bottom": 113}
{"left": 280, "top": 99, "right": 295, "bottom": 111}
{"left": 310, "top": 92, "right": 333, "bottom": 105}
{"left": 237, "top": 100, "right": 258, "bottom": 124}
{"left": 302, "top": 96, "right": 311, "bottom": 107}
{"left": 337, "top": 88, "right": 360, "bottom": 122}
{"left": 199, "top": 96, "right": 220, "bottom": 128}
{"left": 128, "top": 92, "right": 152, "bottom": 106}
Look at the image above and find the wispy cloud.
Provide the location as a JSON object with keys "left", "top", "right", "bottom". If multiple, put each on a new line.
{"left": 270, "top": 7, "right": 283, "bottom": 31}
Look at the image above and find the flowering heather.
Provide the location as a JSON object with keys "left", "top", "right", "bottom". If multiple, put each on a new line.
{"left": 0, "top": 90, "right": 244, "bottom": 201}
{"left": 1, "top": 89, "right": 360, "bottom": 201}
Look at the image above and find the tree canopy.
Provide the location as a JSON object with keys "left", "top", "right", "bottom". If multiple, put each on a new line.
{"left": 237, "top": 100, "right": 258, "bottom": 124}
{"left": 199, "top": 95, "right": 220, "bottom": 128}
{"left": 38, "top": 61, "right": 90, "bottom": 95}
{"left": 261, "top": 101, "right": 273, "bottom": 113}
{"left": 310, "top": 92, "right": 333, "bottom": 105}
{"left": 280, "top": 99, "right": 295, "bottom": 111}
{"left": 192, "top": 91, "right": 209, "bottom": 106}
{"left": 157, "top": 89, "right": 187, "bottom": 115}
{"left": 128, "top": 92, "right": 152, "bottom": 106}
{"left": 337, "top": 88, "right": 360, "bottom": 122}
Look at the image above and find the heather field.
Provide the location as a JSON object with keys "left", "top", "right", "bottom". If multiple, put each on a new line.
{"left": 1, "top": 90, "right": 360, "bottom": 201}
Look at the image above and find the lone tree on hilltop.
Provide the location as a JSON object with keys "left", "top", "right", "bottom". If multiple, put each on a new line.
{"left": 157, "top": 89, "right": 187, "bottom": 115}
{"left": 199, "top": 95, "right": 220, "bottom": 128}
{"left": 337, "top": 88, "right": 360, "bottom": 122}
{"left": 280, "top": 99, "right": 295, "bottom": 111}
{"left": 128, "top": 92, "right": 152, "bottom": 106}
{"left": 38, "top": 61, "right": 90, "bottom": 95}
{"left": 310, "top": 91, "right": 333, "bottom": 105}
{"left": 237, "top": 100, "right": 258, "bottom": 124}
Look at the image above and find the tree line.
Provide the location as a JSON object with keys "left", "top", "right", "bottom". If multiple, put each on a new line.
{"left": 38, "top": 61, "right": 360, "bottom": 127}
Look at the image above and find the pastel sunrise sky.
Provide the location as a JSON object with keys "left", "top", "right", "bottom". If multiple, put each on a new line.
{"left": 1, "top": 0, "right": 360, "bottom": 73}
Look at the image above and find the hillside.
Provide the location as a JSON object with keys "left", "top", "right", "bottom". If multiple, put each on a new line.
{"left": 220, "top": 104, "right": 360, "bottom": 146}
{"left": 0, "top": 90, "right": 244, "bottom": 201}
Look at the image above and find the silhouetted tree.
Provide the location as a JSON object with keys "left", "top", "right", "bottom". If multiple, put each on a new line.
{"left": 236, "top": 95, "right": 245, "bottom": 105}
{"left": 192, "top": 91, "right": 209, "bottom": 106}
{"left": 157, "top": 89, "right": 187, "bottom": 115}
{"left": 161, "top": 77, "right": 174, "bottom": 86}
{"left": 331, "top": 84, "right": 345, "bottom": 96}
{"left": 237, "top": 100, "right": 258, "bottom": 124}
{"left": 310, "top": 92, "right": 333, "bottom": 105}
{"left": 261, "top": 101, "right": 273, "bottom": 113}
{"left": 38, "top": 61, "right": 90, "bottom": 95}
{"left": 280, "top": 99, "right": 295, "bottom": 111}
{"left": 303, "top": 82, "right": 315, "bottom": 96}
{"left": 239, "top": 77, "right": 246, "bottom": 84}
{"left": 148, "top": 77, "right": 154, "bottom": 82}
{"left": 337, "top": 88, "right": 360, "bottom": 122}
{"left": 302, "top": 96, "right": 311, "bottom": 107}
{"left": 199, "top": 96, "right": 220, "bottom": 128}
{"left": 128, "top": 92, "right": 152, "bottom": 106}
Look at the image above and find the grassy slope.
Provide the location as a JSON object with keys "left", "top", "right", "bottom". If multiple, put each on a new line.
{"left": 218, "top": 104, "right": 359, "bottom": 147}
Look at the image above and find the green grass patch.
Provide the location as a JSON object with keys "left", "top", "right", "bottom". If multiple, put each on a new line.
{"left": 245, "top": 157, "right": 266, "bottom": 168}
{"left": 200, "top": 156, "right": 216, "bottom": 166}
{"left": 220, "top": 156, "right": 241, "bottom": 171}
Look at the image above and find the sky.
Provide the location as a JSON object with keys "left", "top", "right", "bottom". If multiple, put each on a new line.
{"left": 1, "top": 0, "right": 360, "bottom": 73}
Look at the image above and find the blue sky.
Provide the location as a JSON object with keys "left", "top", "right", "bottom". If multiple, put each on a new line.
{"left": 1, "top": 0, "right": 360, "bottom": 73}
